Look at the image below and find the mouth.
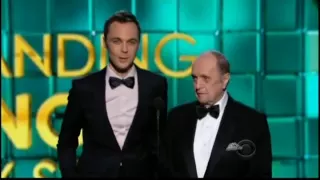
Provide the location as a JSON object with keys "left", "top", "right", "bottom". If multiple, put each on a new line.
{"left": 197, "top": 93, "right": 206, "bottom": 96}
{"left": 119, "top": 57, "right": 129, "bottom": 63}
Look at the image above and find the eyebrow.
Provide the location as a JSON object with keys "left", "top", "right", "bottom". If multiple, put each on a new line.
{"left": 110, "top": 37, "right": 138, "bottom": 42}
{"left": 191, "top": 74, "right": 210, "bottom": 78}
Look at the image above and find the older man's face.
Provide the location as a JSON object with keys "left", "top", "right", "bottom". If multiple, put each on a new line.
{"left": 191, "top": 53, "right": 229, "bottom": 105}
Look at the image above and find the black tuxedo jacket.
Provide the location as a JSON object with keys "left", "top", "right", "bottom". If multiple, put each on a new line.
{"left": 161, "top": 95, "right": 272, "bottom": 178}
{"left": 57, "top": 66, "right": 168, "bottom": 178}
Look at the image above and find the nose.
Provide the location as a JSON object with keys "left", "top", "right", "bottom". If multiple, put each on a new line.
{"left": 194, "top": 79, "right": 202, "bottom": 91}
{"left": 121, "top": 43, "right": 128, "bottom": 53}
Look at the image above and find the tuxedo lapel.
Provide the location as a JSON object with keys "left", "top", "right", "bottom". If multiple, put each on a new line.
{"left": 204, "top": 97, "right": 237, "bottom": 177}
{"left": 182, "top": 103, "right": 198, "bottom": 178}
{"left": 122, "top": 66, "right": 149, "bottom": 150}
{"left": 94, "top": 67, "right": 121, "bottom": 151}
{"left": 95, "top": 66, "right": 150, "bottom": 151}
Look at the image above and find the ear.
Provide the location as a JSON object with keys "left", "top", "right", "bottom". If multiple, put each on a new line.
{"left": 222, "top": 73, "right": 230, "bottom": 90}
{"left": 102, "top": 36, "right": 107, "bottom": 48}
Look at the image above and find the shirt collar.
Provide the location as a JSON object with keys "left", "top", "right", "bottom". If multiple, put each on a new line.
{"left": 215, "top": 91, "right": 228, "bottom": 111}
{"left": 106, "top": 65, "right": 137, "bottom": 79}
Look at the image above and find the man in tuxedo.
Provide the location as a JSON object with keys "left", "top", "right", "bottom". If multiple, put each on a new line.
{"left": 57, "top": 11, "right": 167, "bottom": 178}
{"left": 162, "top": 51, "right": 272, "bottom": 178}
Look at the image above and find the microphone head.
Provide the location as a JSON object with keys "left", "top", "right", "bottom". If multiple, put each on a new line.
{"left": 153, "top": 97, "right": 165, "bottom": 109}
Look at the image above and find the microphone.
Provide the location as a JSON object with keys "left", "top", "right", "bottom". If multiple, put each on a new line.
{"left": 153, "top": 97, "right": 165, "bottom": 172}
{"left": 154, "top": 97, "right": 165, "bottom": 108}
{"left": 154, "top": 97, "right": 165, "bottom": 117}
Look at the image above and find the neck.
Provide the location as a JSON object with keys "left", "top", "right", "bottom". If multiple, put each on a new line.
{"left": 109, "top": 64, "right": 132, "bottom": 78}
{"left": 205, "top": 91, "right": 225, "bottom": 108}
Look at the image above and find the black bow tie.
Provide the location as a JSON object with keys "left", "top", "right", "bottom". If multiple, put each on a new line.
{"left": 196, "top": 104, "right": 220, "bottom": 119}
{"left": 109, "top": 76, "right": 135, "bottom": 89}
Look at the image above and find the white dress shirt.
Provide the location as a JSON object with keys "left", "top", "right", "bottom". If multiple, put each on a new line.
{"left": 105, "top": 66, "right": 138, "bottom": 149}
{"left": 193, "top": 92, "right": 229, "bottom": 178}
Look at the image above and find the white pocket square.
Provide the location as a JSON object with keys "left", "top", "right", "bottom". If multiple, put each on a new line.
{"left": 226, "top": 142, "right": 242, "bottom": 151}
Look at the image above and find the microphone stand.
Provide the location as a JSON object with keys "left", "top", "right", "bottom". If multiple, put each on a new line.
{"left": 153, "top": 97, "right": 164, "bottom": 179}
{"left": 155, "top": 108, "right": 160, "bottom": 179}
{"left": 156, "top": 109, "right": 160, "bottom": 161}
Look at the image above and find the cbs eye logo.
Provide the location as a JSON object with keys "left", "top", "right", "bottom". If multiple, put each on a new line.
{"left": 226, "top": 139, "right": 256, "bottom": 159}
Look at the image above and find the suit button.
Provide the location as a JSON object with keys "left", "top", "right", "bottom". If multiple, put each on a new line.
{"left": 120, "top": 162, "right": 122, "bottom": 166}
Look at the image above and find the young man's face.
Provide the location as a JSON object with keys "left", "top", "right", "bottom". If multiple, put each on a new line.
{"left": 104, "top": 21, "right": 140, "bottom": 73}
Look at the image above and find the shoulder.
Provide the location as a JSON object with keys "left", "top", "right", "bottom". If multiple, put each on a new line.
{"left": 137, "top": 68, "right": 167, "bottom": 92}
{"left": 71, "top": 68, "right": 106, "bottom": 89}
{"left": 231, "top": 97, "right": 268, "bottom": 128}
{"left": 166, "top": 101, "right": 197, "bottom": 130}
{"left": 234, "top": 100, "right": 266, "bottom": 119}
{"left": 138, "top": 68, "right": 167, "bottom": 83}
{"left": 169, "top": 101, "right": 197, "bottom": 117}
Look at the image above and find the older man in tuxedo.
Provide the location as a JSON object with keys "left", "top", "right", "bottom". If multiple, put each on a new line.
{"left": 161, "top": 51, "right": 272, "bottom": 178}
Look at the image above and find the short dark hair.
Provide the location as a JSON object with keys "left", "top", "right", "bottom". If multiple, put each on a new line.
{"left": 103, "top": 10, "right": 141, "bottom": 41}
{"left": 210, "top": 51, "right": 230, "bottom": 74}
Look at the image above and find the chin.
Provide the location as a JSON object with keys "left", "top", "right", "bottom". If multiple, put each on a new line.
{"left": 116, "top": 63, "right": 133, "bottom": 72}
{"left": 197, "top": 98, "right": 207, "bottom": 104}
{"left": 117, "top": 63, "right": 129, "bottom": 69}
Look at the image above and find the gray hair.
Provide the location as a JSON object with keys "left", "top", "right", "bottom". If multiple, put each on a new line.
{"left": 209, "top": 50, "right": 230, "bottom": 74}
